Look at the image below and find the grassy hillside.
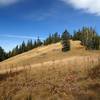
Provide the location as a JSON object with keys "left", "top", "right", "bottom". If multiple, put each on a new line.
{"left": 0, "top": 40, "right": 100, "bottom": 70}
{"left": 0, "top": 40, "right": 100, "bottom": 100}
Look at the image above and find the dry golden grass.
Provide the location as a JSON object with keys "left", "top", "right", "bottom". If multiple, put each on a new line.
{"left": 70, "top": 40, "right": 85, "bottom": 49}
{"left": 0, "top": 43, "right": 61, "bottom": 70}
{"left": 0, "top": 40, "right": 100, "bottom": 100}
{"left": 0, "top": 56, "right": 100, "bottom": 100}
{"left": 0, "top": 40, "right": 100, "bottom": 71}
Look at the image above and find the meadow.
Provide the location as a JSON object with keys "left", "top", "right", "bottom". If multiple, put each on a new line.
{"left": 0, "top": 41, "right": 100, "bottom": 100}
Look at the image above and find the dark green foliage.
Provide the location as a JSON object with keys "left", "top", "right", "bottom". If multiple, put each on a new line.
{"left": 44, "top": 33, "right": 61, "bottom": 45}
{"left": 44, "top": 34, "right": 52, "bottom": 45}
{"left": 33, "top": 40, "right": 37, "bottom": 48}
{"left": 73, "top": 30, "right": 82, "bottom": 40}
{"left": 73, "top": 27, "right": 100, "bottom": 50}
{"left": 36, "top": 37, "right": 43, "bottom": 47}
{"left": 26, "top": 40, "right": 34, "bottom": 51}
{"left": 73, "top": 27, "right": 97, "bottom": 43}
{"left": 52, "top": 32, "right": 61, "bottom": 43}
{"left": 61, "top": 30, "right": 70, "bottom": 40}
{"left": 0, "top": 47, "right": 7, "bottom": 62}
{"left": 93, "top": 36, "right": 100, "bottom": 50}
{"left": 61, "top": 30, "right": 70, "bottom": 52}
{"left": 21, "top": 41, "right": 27, "bottom": 52}
{"left": 61, "top": 40, "right": 70, "bottom": 52}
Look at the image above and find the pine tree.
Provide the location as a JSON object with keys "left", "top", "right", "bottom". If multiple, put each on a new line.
{"left": 36, "top": 37, "right": 43, "bottom": 47}
{"left": 11, "top": 46, "right": 18, "bottom": 56}
{"left": 44, "top": 34, "right": 52, "bottom": 45}
{"left": 93, "top": 36, "right": 100, "bottom": 50}
{"left": 33, "top": 40, "right": 37, "bottom": 48}
{"left": 0, "top": 47, "right": 6, "bottom": 61}
{"left": 21, "top": 41, "right": 27, "bottom": 52}
{"left": 61, "top": 30, "right": 70, "bottom": 52}
{"left": 73, "top": 27, "right": 99, "bottom": 50}
{"left": 26, "top": 40, "right": 33, "bottom": 51}
{"left": 52, "top": 32, "right": 61, "bottom": 43}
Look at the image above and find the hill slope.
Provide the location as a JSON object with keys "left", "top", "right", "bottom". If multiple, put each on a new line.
{"left": 0, "top": 40, "right": 100, "bottom": 100}
{"left": 0, "top": 40, "right": 100, "bottom": 71}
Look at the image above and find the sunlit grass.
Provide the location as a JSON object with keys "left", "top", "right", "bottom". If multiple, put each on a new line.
{"left": 0, "top": 55, "right": 100, "bottom": 100}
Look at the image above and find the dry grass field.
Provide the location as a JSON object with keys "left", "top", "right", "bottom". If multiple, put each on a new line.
{"left": 0, "top": 40, "right": 100, "bottom": 100}
{"left": 0, "top": 40, "right": 99, "bottom": 71}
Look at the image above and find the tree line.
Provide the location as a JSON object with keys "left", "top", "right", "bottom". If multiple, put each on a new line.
{"left": 0, "top": 32, "right": 65, "bottom": 62}
{"left": 73, "top": 27, "right": 100, "bottom": 50}
{"left": 0, "top": 27, "right": 100, "bottom": 62}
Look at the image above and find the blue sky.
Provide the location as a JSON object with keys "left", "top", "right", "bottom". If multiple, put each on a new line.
{"left": 0, "top": 0, "right": 100, "bottom": 52}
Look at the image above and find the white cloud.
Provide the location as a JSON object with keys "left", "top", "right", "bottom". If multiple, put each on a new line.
{"left": 61, "top": 0, "right": 100, "bottom": 16}
{"left": 0, "top": 34, "right": 44, "bottom": 40}
{"left": 1, "top": 34, "right": 34, "bottom": 39}
{"left": 0, "top": 0, "right": 20, "bottom": 6}
{"left": 23, "top": 9, "right": 56, "bottom": 21}
{"left": 24, "top": 12, "right": 53, "bottom": 21}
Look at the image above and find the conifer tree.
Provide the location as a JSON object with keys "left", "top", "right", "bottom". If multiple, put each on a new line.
{"left": 36, "top": 37, "right": 43, "bottom": 46}
{"left": 61, "top": 30, "right": 70, "bottom": 52}
{"left": 52, "top": 32, "right": 61, "bottom": 43}
{"left": 0, "top": 47, "right": 6, "bottom": 61}
{"left": 21, "top": 41, "right": 26, "bottom": 52}
{"left": 44, "top": 34, "right": 52, "bottom": 45}
{"left": 33, "top": 40, "right": 37, "bottom": 48}
{"left": 26, "top": 40, "right": 33, "bottom": 51}
{"left": 73, "top": 27, "right": 100, "bottom": 50}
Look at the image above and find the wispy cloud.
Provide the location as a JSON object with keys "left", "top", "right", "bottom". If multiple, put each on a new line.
{"left": 24, "top": 12, "right": 52, "bottom": 21}
{"left": 23, "top": 8, "right": 57, "bottom": 21}
{"left": 0, "top": 0, "right": 21, "bottom": 6}
{"left": 0, "top": 34, "right": 44, "bottom": 39}
{"left": 61, "top": 0, "right": 100, "bottom": 16}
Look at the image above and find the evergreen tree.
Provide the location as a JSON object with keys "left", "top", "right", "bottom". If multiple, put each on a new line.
{"left": 52, "top": 32, "right": 61, "bottom": 43}
{"left": 73, "top": 27, "right": 99, "bottom": 50}
{"left": 26, "top": 40, "right": 33, "bottom": 51}
{"left": 11, "top": 45, "right": 19, "bottom": 56}
{"left": 61, "top": 30, "right": 70, "bottom": 52}
{"left": 44, "top": 33, "right": 61, "bottom": 45}
{"left": 93, "top": 36, "right": 100, "bottom": 50}
{"left": 61, "top": 30, "right": 70, "bottom": 39}
{"left": 7, "top": 51, "right": 12, "bottom": 58}
{"left": 44, "top": 34, "right": 52, "bottom": 45}
{"left": 33, "top": 40, "right": 37, "bottom": 48}
{"left": 21, "top": 41, "right": 27, "bottom": 52}
{"left": 0, "top": 47, "right": 6, "bottom": 61}
{"left": 36, "top": 37, "right": 43, "bottom": 46}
